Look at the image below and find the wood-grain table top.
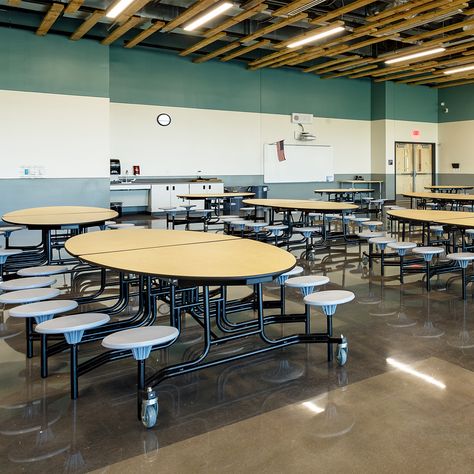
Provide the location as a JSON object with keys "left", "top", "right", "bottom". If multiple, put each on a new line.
{"left": 424, "top": 186, "right": 473, "bottom": 190}
{"left": 3, "top": 206, "right": 118, "bottom": 227}
{"left": 403, "top": 192, "right": 474, "bottom": 202}
{"left": 67, "top": 230, "right": 296, "bottom": 282}
{"left": 242, "top": 198, "right": 358, "bottom": 212}
{"left": 387, "top": 209, "right": 474, "bottom": 224}
{"left": 65, "top": 229, "right": 239, "bottom": 256}
{"left": 314, "top": 188, "right": 374, "bottom": 193}
{"left": 339, "top": 180, "right": 384, "bottom": 184}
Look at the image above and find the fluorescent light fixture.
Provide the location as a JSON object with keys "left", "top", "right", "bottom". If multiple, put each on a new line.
{"left": 385, "top": 47, "right": 446, "bottom": 65}
{"left": 301, "top": 401, "right": 325, "bottom": 414}
{"left": 287, "top": 26, "right": 345, "bottom": 49}
{"left": 106, "top": 0, "right": 135, "bottom": 18}
{"left": 184, "top": 2, "right": 233, "bottom": 32}
{"left": 386, "top": 358, "right": 446, "bottom": 389}
{"left": 444, "top": 64, "right": 474, "bottom": 75}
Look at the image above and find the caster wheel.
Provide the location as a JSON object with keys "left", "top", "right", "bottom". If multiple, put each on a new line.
{"left": 336, "top": 336, "right": 348, "bottom": 367}
{"left": 141, "top": 387, "right": 159, "bottom": 429}
{"left": 362, "top": 257, "right": 369, "bottom": 266}
{"left": 157, "top": 303, "right": 170, "bottom": 315}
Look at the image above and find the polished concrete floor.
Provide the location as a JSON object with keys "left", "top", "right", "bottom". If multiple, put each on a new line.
{"left": 1, "top": 216, "right": 474, "bottom": 473}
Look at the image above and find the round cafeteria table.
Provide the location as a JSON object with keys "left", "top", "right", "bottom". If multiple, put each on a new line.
{"left": 65, "top": 228, "right": 346, "bottom": 425}
{"left": 2, "top": 206, "right": 118, "bottom": 264}
{"left": 314, "top": 188, "right": 374, "bottom": 203}
{"left": 177, "top": 192, "right": 255, "bottom": 217}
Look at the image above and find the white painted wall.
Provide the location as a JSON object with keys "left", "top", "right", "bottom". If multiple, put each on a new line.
{"left": 0, "top": 90, "right": 109, "bottom": 179}
{"left": 110, "top": 103, "right": 372, "bottom": 177}
{"left": 438, "top": 120, "right": 474, "bottom": 174}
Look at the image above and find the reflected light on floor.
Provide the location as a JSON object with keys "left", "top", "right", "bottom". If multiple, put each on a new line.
{"left": 386, "top": 357, "right": 446, "bottom": 389}
{"left": 301, "top": 401, "right": 325, "bottom": 414}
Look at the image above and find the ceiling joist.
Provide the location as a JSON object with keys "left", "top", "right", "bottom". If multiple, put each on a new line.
{"left": 221, "top": 38, "right": 271, "bottom": 61}
{"left": 70, "top": 10, "right": 104, "bottom": 41}
{"left": 125, "top": 20, "right": 166, "bottom": 48}
{"left": 162, "top": 0, "right": 221, "bottom": 32}
{"left": 64, "top": 0, "right": 83, "bottom": 15}
{"left": 101, "top": 16, "right": 144, "bottom": 45}
{"left": 36, "top": 3, "right": 64, "bottom": 36}
{"left": 193, "top": 41, "right": 241, "bottom": 63}
{"left": 180, "top": 32, "right": 227, "bottom": 56}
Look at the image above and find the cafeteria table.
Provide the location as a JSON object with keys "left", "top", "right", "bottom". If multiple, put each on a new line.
{"left": 2, "top": 206, "right": 118, "bottom": 265}
{"left": 339, "top": 180, "right": 384, "bottom": 199}
{"left": 403, "top": 192, "right": 474, "bottom": 210}
{"left": 177, "top": 192, "right": 255, "bottom": 217}
{"left": 314, "top": 188, "right": 374, "bottom": 204}
{"left": 65, "top": 229, "right": 350, "bottom": 424}
{"left": 424, "top": 185, "right": 473, "bottom": 194}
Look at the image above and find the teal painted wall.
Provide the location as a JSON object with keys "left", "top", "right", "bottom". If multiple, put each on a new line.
{"left": 371, "top": 82, "right": 438, "bottom": 122}
{"left": 438, "top": 84, "right": 474, "bottom": 122}
{"left": 110, "top": 46, "right": 372, "bottom": 120}
{"left": 0, "top": 27, "right": 109, "bottom": 97}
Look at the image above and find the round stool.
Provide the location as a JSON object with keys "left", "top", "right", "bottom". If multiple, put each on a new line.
{"left": 265, "top": 225, "right": 288, "bottom": 245}
{"left": 0, "top": 226, "right": 24, "bottom": 247}
{"left": 294, "top": 227, "right": 320, "bottom": 239}
{"left": 36, "top": 313, "right": 110, "bottom": 398}
{"left": 387, "top": 241, "right": 417, "bottom": 283}
{"left": 179, "top": 204, "right": 196, "bottom": 211}
{"left": 245, "top": 222, "right": 268, "bottom": 240}
{"left": 303, "top": 290, "right": 355, "bottom": 365}
{"left": 0, "top": 276, "right": 56, "bottom": 292}
{"left": 369, "top": 236, "right": 396, "bottom": 276}
{"left": 446, "top": 252, "right": 474, "bottom": 299}
{"left": 0, "top": 287, "right": 60, "bottom": 305}
{"left": 275, "top": 266, "right": 304, "bottom": 315}
{"left": 102, "top": 326, "right": 179, "bottom": 428}
{"left": 361, "top": 220, "right": 383, "bottom": 232}
{"left": 285, "top": 275, "right": 329, "bottom": 296}
{"left": 412, "top": 246, "right": 444, "bottom": 291}
{"left": 0, "top": 249, "right": 23, "bottom": 281}
{"left": 430, "top": 225, "right": 444, "bottom": 237}
{"left": 107, "top": 223, "right": 135, "bottom": 229}
{"left": 9, "top": 299, "right": 78, "bottom": 363}
{"left": 18, "top": 265, "right": 70, "bottom": 277}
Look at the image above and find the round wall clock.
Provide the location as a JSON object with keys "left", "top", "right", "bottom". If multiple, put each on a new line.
{"left": 157, "top": 113, "right": 171, "bottom": 126}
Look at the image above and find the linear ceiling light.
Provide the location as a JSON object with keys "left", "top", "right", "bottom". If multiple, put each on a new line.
{"left": 287, "top": 25, "right": 345, "bottom": 48}
{"left": 106, "top": 0, "right": 135, "bottom": 18}
{"left": 444, "top": 64, "right": 474, "bottom": 74}
{"left": 385, "top": 47, "right": 446, "bottom": 64}
{"left": 184, "top": 2, "right": 233, "bottom": 31}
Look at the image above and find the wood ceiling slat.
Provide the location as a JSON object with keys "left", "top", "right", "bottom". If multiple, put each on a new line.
{"left": 117, "top": 0, "right": 152, "bottom": 24}
{"left": 407, "top": 17, "right": 474, "bottom": 43}
{"left": 366, "top": 0, "right": 432, "bottom": 23}
{"left": 374, "top": 67, "right": 437, "bottom": 82}
{"left": 193, "top": 41, "right": 240, "bottom": 63}
{"left": 412, "top": 72, "right": 474, "bottom": 85}
{"left": 221, "top": 38, "right": 271, "bottom": 61}
{"left": 322, "top": 64, "right": 378, "bottom": 79}
{"left": 162, "top": 0, "right": 221, "bottom": 32}
{"left": 36, "top": 3, "right": 64, "bottom": 36}
{"left": 180, "top": 31, "right": 227, "bottom": 56}
{"left": 7, "top": 0, "right": 21, "bottom": 6}
{"left": 240, "top": 12, "right": 308, "bottom": 44}
{"left": 435, "top": 78, "right": 474, "bottom": 88}
{"left": 310, "top": 0, "right": 378, "bottom": 25}
{"left": 64, "top": 0, "right": 83, "bottom": 14}
{"left": 303, "top": 55, "right": 361, "bottom": 73}
{"left": 70, "top": 10, "right": 104, "bottom": 40}
{"left": 312, "top": 56, "right": 371, "bottom": 74}
{"left": 125, "top": 20, "right": 166, "bottom": 48}
{"left": 101, "top": 16, "right": 144, "bottom": 45}
{"left": 248, "top": 51, "right": 299, "bottom": 69}
{"left": 204, "top": 4, "right": 268, "bottom": 38}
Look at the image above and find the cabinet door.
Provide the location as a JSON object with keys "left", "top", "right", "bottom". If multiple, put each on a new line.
{"left": 209, "top": 183, "right": 224, "bottom": 193}
{"left": 170, "top": 183, "right": 190, "bottom": 207}
{"left": 149, "top": 184, "right": 171, "bottom": 212}
{"left": 189, "top": 183, "right": 208, "bottom": 194}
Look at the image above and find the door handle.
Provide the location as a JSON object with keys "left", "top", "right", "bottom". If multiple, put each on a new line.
{"left": 166, "top": 186, "right": 169, "bottom": 191}
{"left": 172, "top": 186, "right": 175, "bottom": 190}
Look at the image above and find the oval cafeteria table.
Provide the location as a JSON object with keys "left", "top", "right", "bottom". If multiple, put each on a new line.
{"left": 3, "top": 206, "right": 118, "bottom": 264}
{"left": 65, "top": 228, "right": 347, "bottom": 423}
{"left": 424, "top": 185, "right": 473, "bottom": 193}
{"left": 403, "top": 192, "right": 474, "bottom": 210}
{"left": 314, "top": 188, "right": 374, "bottom": 203}
{"left": 177, "top": 192, "right": 255, "bottom": 217}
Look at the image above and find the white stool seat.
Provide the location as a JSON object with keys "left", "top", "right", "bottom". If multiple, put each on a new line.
{"left": 361, "top": 221, "right": 383, "bottom": 227}
{"left": 431, "top": 225, "right": 444, "bottom": 232}
{"left": 285, "top": 275, "right": 329, "bottom": 288}
{"left": 325, "top": 214, "right": 341, "bottom": 220}
{"left": 412, "top": 246, "right": 444, "bottom": 256}
{"left": 0, "top": 226, "right": 24, "bottom": 233}
{"left": 278, "top": 266, "right": 304, "bottom": 279}
{"left": 18, "top": 265, "right": 70, "bottom": 277}
{"left": 240, "top": 207, "right": 255, "bottom": 211}
{"left": 9, "top": 300, "right": 78, "bottom": 318}
{"left": 294, "top": 227, "right": 320, "bottom": 233}
{"left": 219, "top": 215, "right": 240, "bottom": 222}
{"left": 363, "top": 197, "right": 374, "bottom": 201}
{"left": 245, "top": 222, "right": 268, "bottom": 229}
{"left": 102, "top": 326, "right": 179, "bottom": 350}
{"left": 193, "top": 209, "right": 212, "bottom": 214}
{"left": 35, "top": 313, "right": 110, "bottom": 334}
{"left": 0, "top": 249, "right": 23, "bottom": 257}
{"left": 108, "top": 223, "right": 135, "bottom": 229}
{"left": 0, "top": 276, "right": 56, "bottom": 291}
{"left": 446, "top": 252, "right": 474, "bottom": 261}
{"left": 308, "top": 213, "right": 322, "bottom": 218}
{"left": 351, "top": 217, "right": 370, "bottom": 222}
{"left": 358, "top": 231, "right": 386, "bottom": 239}
{"left": 265, "top": 224, "right": 288, "bottom": 231}
{"left": 304, "top": 290, "right": 355, "bottom": 306}
{"left": 104, "top": 220, "right": 116, "bottom": 226}
{"left": 387, "top": 242, "right": 417, "bottom": 250}
{"left": 0, "top": 287, "right": 60, "bottom": 305}
{"left": 465, "top": 229, "right": 474, "bottom": 235}
{"left": 369, "top": 236, "right": 396, "bottom": 245}
{"left": 179, "top": 204, "right": 196, "bottom": 210}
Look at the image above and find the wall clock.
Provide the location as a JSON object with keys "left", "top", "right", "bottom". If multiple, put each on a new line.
{"left": 157, "top": 113, "right": 171, "bottom": 126}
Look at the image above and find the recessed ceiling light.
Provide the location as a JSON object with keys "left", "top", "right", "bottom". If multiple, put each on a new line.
{"left": 184, "top": 2, "right": 233, "bottom": 32}
{"left": 106, "top": 0, "right": 135, "bottom": 19}
{"left": 287, "top": 25, "right": 345, "bottom": 49}
{"left": 443, "top": 64, "right": 474, "bottom": 75}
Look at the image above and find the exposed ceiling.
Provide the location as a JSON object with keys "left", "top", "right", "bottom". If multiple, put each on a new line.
{"left": 2, "top": 0, "right": 474, "bottom": 88}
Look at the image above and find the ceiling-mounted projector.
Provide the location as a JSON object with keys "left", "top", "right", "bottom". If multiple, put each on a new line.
{"left": 295, "top": 123, "right": 316, "bottom": 141}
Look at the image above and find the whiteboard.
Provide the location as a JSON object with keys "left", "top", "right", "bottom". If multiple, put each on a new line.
{"left": 263, "top": 143, "right": 334, "bottom": 183}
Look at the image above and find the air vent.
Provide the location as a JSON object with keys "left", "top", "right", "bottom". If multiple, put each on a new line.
{"left": 291, "top": 113, "right": 313, "bottom": 124}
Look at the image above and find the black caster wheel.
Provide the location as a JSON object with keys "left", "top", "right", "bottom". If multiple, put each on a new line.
{"left": 141, "top": 387, "right": 159, "bottom": 429}
{"left": 336, "top": 336, "right": 348, "bottom": 367}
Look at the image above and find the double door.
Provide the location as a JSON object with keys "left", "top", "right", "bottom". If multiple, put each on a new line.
{"left": 395, "top": 142, "right": 435, "bottom": 198}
